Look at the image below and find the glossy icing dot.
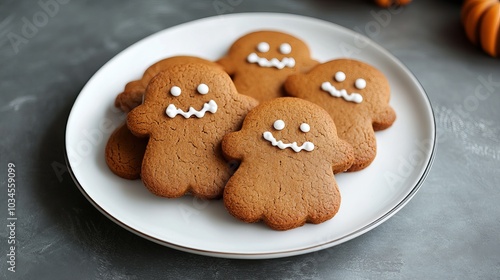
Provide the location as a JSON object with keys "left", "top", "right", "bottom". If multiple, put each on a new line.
{"left": 355, "top": 78, "right": 366, "bottom": 89}
{"left": 170, "top": 86, "right": 181, "bottom": 96}
{"left": 197, "top": 83, "right": 209, "bottom": 95}
{"left": 335, "top": 71, "right": 346, "bottom": 82}
{"left": 300, "top": 123, "right": 310, "bottom": 133}
{"left": 273, "top": 120, "right": 285, "bottom": 130}
{"left": 279, "top": 43, "right": 292, "bottom": 54}
{"left": 303, "top": 142, "right": 314, "bottom": 151}
{"left": 257, "top": 42, "right": 270, "bottom": 52}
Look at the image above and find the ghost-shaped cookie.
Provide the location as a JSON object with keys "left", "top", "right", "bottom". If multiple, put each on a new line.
{"left": 108, "top": 56, "right": 219, "bottom": 180}
{"left": 285, "top": 59, "right": 396, "bottom": 171}
{"left": 115, "top": 56, "right": 220, "bottom": 112}
{"left": 222, "top": 97, "right": 353, "bottom": 230}
{"left": 127, "top": 63, "right": 258, "bottom": 199}
{"left": 217, "top": 31, "right": 318, "bottom": 102}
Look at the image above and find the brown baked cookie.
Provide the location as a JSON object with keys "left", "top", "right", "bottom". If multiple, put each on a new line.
{"left": 105, "top": 122, "right": 148, "bottom": 180}
{"left": 127, "top": 63, "right": 258, "bottom": 199}
{"left": 222, "top": 97, "right": 353, "bottom": 230}
{"left": 284, "top": 59, "right": 396, "bottom": 171}
{"left": 217, "top": 30, "right": 318, "bottom": 102}
{"left": 115, "top": 56, "right": 220, "bottom": 112}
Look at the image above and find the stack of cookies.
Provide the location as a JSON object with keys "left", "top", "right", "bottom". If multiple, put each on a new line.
{"left": 105, "top": 31, "right": 396, "bottom": 231}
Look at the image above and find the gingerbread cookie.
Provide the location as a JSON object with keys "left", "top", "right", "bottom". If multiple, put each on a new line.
{"left": 115, "top": 56, "right": 220, "bottom": 112}
{"left": 222, "top": 97, "right": 354, "bottom": 230}
{"left": 217, "top": 30, "right": 318, "bottom": 102}
{"left": 127, "top": 63, "right": 258, "bottom": 199}
{"left": 284, "top": 59, "right": 396, "bottom": 171}
{"left": 105, "top": 122, "right": 148, "bottom": 180}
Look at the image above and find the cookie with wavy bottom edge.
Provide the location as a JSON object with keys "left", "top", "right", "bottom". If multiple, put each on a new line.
{"left": 115, "top": 56, "right": 221, "bottom": 112}
{"left": 105, "top": 122, "right": 148, "bottom": 180}
{"left": 222, "top": 97, "right": 353, "bottom": 230}
{"left": 285, "top": 59, "right": 396, "bottom": 172}
{"left": 217, "top": 30, "right": 318, "bottom": 102}
{"left": 127, "top": 63, "right": 258, "bottom": 199}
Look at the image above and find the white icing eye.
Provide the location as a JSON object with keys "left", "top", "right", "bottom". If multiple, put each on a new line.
{"left": 273, "top": 120, "right": 285, "bottom": 130}
{"left": 257, "top": 42, "right": 270, "bottom": 52}
{"left": 300, "top": 123, "right": 310, "bottom": 133}
{"left": 279, "top": 43, "right": 292, "bottom": 54}
{"left": 334, "top": 71, "right": 346, "bottom": 82}
{"left": 170, "top": 86, "right": 181, "bottom": 96}
{"left": 197, "top": 83, "right": 209, "bottom": 95}
{"left": 355, "top": 78, "right": 366, "bottom": 89}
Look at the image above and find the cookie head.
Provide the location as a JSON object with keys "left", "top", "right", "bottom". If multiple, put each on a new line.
{"left": 286, "top": 59, "right": 391, "bottom": 115}
{"left": 217, "top": 30, "right": 318, "bottom": 102}
{"left": 229, "top": 30, "right": 313, "bottom": 70}
{"left": 224, "top": 98, "right": 350, "bottom": 165}
{"left": 128, "top": 62, "right": 247, "bottom": 139}
{"left": 145, "top": 63, "right": 236, "bottom": 121}
{"left": 253, "top": 99, "right": 338, "bottom": 158}
{"left": 317, "top": 60, "right": 388, "bottom": 107}
{"left": 115, "top": 56, "right": 219, "bottom": 113}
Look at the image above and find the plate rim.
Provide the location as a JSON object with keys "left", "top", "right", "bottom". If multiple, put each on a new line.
{"left": 64, "top": 12, "right": 437, "bottom": 259}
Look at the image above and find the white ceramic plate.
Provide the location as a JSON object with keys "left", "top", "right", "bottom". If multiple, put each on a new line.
{"left": 65, "top": 13, "right": 436, "bottom": 259}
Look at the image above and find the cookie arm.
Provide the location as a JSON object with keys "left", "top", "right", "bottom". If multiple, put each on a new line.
{"left": 216, "top": 56, "right": 236, "bottom": 76}
{"left": 222, "top": 131, "right": 245, "bottom": 161}
{"left": 115, "top": 80, "right": 144, "bottom": 113}
{"left": 300, "top": 58, "right": 319, "bottom": 73}
{"left": 283, "top": 74, "right": 305, "bottom": 98}
{"left": 126, "top": 105, "right": 152, "bottom": 137}
{"left": 235, "top": 95, "right": 259, "bottom": 115}
{"left": 330, "top": 139, "right": 355, "bottom": 174}
{"left": 372, "top": 105, "right": 396, "bottom": 131}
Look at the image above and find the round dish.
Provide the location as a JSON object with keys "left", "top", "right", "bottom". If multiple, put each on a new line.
{"left": 65, "top": 13, "right": 436, "bottom": 259}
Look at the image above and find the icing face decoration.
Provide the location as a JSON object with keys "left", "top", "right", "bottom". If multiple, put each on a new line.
{"left": 165, "top": 83, "right": 218, "bottom": 118}
{"left": 263, "top": 119, "right": 315, "bottom": 152}
{"left": 247, "top": 41, "right": 296, "bottom": 69}
{"left": 320, "top": 71, "right": 365, "bottom": 104}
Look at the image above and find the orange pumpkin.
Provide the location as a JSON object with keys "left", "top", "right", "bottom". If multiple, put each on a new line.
{"left": 461, "top": 0, "right": 500, "bottom": 57}
{"left": 374, "top": 0, "right": 412, "bottom": 8}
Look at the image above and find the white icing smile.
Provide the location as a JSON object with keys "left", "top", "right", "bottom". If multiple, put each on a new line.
{"left": 321, "top": 82, "right": 363, "bottom": 104}
{"left": 166, "top": 100, "right": 217, "bottom": 118}
{"left": 247, "top": 53, "right": 295, "bottom": 69}
{"left": 262, "top": 131, "right": 314, "bottom": 152}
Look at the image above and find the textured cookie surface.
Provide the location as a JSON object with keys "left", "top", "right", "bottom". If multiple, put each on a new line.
{"left": 285, "top": 59, "right": 396, "bottom": 171}
{"left": 105, "top": 122, "right": 148, "bottom": 180}
{"left": 127, "top": 63, "right": 258, "bottom": 199}
{"left": 222, "top": 97, "right": 353, "bottom": 230}
{"left": 115, "top": 56, "right": 219, "bottom": 112}
{"left": 217, "top": 30, "right": 318, "bottom": 102}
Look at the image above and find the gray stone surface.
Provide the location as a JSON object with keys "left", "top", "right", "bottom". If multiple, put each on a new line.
{"left": 1, "top": 0, "right": 499, "bottom": 279}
